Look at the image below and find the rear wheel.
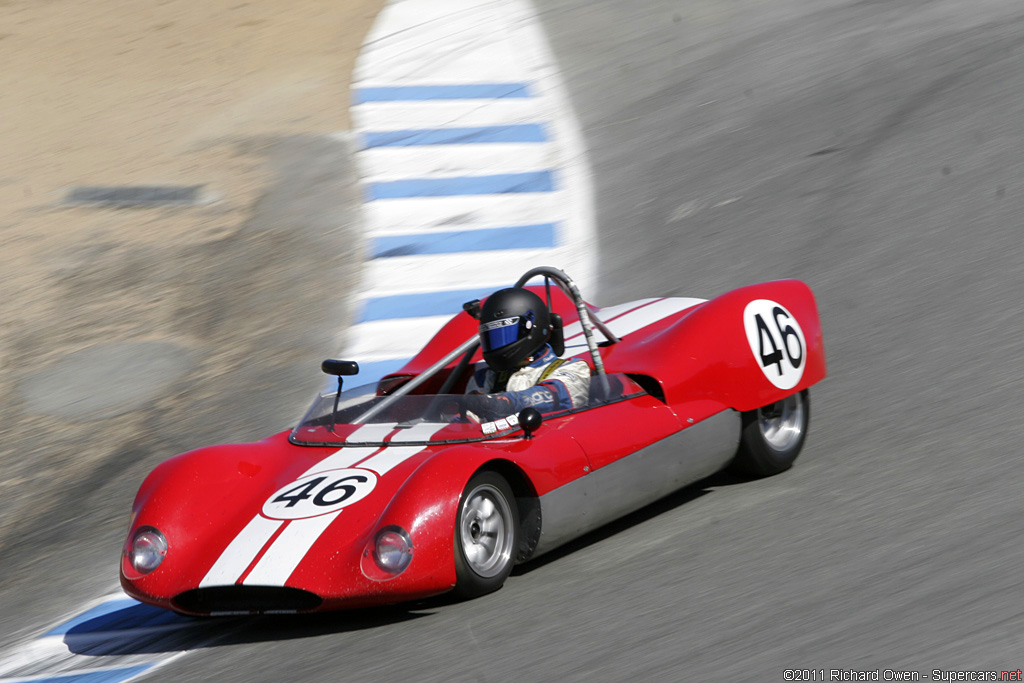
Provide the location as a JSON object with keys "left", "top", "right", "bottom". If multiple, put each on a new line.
{"left": 731, "top": 390, "right": 810, "bottom": 477}
{"left": 453, "top": 471, "right": 519, "bottom": 599}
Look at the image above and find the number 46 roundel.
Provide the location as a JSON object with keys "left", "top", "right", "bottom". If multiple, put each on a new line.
{"left": 262, "top": 468, "right": 378, "bottom": 521}
{"left": 743, "top": 299, "right": 806, "bottom": 390}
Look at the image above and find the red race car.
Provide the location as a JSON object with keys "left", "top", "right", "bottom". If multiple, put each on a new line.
{"left": 121, "top": 267, "right": 826, "bottom": 615}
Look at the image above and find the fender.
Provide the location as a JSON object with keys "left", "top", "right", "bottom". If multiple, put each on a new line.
{"left": 366, "top": 446, "right": 474, "bottom": 592}
{"left": 605, "top": 280, "right": 826, "bottom": 416}
{"left": 122, "top": 434, "right": 345, "bottom": 603}
{"left": 369, "top": 434, "right": 580, "bottom": 591}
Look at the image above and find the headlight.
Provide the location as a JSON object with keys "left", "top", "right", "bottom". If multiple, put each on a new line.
{"left": 127, "top": 526, "right": 168, "bottom": 574}
{"left": 373, "top": 526, "right": 413, "bottom": 575}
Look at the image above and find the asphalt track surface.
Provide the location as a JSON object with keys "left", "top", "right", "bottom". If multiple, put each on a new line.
{"left": 7, "top": 0, "right": 1024, "bottom": 680}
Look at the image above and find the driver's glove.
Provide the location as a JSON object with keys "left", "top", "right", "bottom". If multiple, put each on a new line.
{"left": 464, "top": 393, "right": 515, "bottom": 421}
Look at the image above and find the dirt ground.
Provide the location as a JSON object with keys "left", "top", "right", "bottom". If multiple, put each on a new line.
{"left": 0, "top": 0, "right": 382, "bottom": 559}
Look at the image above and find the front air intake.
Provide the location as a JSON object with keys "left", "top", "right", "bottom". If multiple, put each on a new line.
{"left": 173, "top": 586, "right": 322, "bottom": 615}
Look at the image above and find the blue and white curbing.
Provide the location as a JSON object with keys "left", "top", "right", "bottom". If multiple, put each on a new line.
{"left": 0, "top": 1, "right": 596, "bottom": 680}
{"left": 0, "top": 593, "right": 195, "bottom": 683}
{"left": 345, "top": 0, "right": 597, "bottom": 383}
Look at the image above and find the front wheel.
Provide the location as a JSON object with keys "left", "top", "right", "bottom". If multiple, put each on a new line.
{"left": 453, "top": 471, "right": 519, "bottom": 599}
{"left": 731, "top": 389, "right": 810, "bottom": 477}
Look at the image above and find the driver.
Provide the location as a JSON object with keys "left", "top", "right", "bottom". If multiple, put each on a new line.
{"left": 464, "top": 287, "right": 590, "bottom": 421}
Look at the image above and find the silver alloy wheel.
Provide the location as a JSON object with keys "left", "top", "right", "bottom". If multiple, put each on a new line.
{"left": 459, "top": 483, "right": 514, "bottom": 578}
{"left": 758, "top": 393, "right": 805, "bottom": 452}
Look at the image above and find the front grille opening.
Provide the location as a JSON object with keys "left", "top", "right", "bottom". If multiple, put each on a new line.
{"left": 174, "top": 586, "right": 322, "bottom": 615}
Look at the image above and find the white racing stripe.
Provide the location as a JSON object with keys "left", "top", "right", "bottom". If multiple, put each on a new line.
{"left": 198, "top": 516, "right": 284, "bottom": 588}
{"left": 241, "top": 513, "right": 342, "bottom": 586}
{"left": 563, "top": 298, "right": 707, "bottom": 353}
{"left": 342, "top": 424, "right": 395, "bottom": 444}
{"left": 603, "top": 298, "right": 706, "bottom": 335}
{"left": 299, "top": 444, "right": 382, "bottom": 475}
{"left": 358, "top": 443, "right": 435, "bottom": 475}
{"left": 199, "top": 444, "right": 380, "bottom": 587}
{"left": 592, "top": 298, "right": 663, "bottom": 321}
{"left": 388, "top": 422, "right": 450, "bottom": 443}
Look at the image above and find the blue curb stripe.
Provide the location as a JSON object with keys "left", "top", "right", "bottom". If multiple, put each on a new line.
{"left": 358, "top": 287, "right": 497, "bottom": 323}
{"left": 44, "top": 599, "right": 139, "bottom": 636}
{"left": 70, "top": 606, "right": 189, "bottom": 636}
{"left": 372, "top": 224, "right": 557, "bottom": 258}
{"left": 363, "top": 124, "right": 547, "bottom": 148}
{"left": 45, "top": 599, "right": 190, "bottom": 637}
{"left": 9, "top": 664, "right": 154, "bottom": 683}
{"left": 367, "top": 172, "right": 554, "bottom": 200}
{"left": 353, "top": 83, "right": 532, "bottom": 103}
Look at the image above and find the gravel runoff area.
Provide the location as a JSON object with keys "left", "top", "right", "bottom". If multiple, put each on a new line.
{"left": 0, "top": 0, "right": 383, "bottom": 636}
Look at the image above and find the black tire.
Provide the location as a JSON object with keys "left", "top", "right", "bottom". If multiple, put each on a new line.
{"left": 731, "top": 389, "right": 810, "bottom": 477}
{"left": 453, "top": 471, "right": 519, "bottom": 599}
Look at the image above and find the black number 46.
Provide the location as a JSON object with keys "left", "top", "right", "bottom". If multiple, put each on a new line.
{"left": 273, "top": 475, "right": 369, "bottom": 508}
{"left": 755, "top": 307, "right": 803, "bottom": 376}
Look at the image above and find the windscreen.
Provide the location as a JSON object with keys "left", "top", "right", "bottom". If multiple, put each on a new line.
{"left": 289, "top": 374, "right": 646, "bottom": 447}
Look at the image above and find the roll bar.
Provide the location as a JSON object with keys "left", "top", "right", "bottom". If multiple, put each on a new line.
{"left": 513, "top": 266, "right": 617, "bottom": 375}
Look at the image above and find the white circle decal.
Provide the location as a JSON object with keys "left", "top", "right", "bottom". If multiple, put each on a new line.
{"left": 262, "top": 468, "right": 377, "bottom": 520}
{"left": 743, "top": 300, "right": 806, "bottom": 390}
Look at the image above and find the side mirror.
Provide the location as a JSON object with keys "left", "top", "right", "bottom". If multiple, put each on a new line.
{"left": 518, "top": 407, "right": 542, "bottom": 440}
{"left": 320, "top": 360, "right": 358, "bottom": 433}
{"left": 322, "top": 359, "right": 359, "bottom": 376}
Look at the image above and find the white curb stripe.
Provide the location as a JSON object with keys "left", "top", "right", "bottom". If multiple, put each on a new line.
{"left": 370, "top": 224, "right": 556, "bottom": 258}
{"left": 361, "top": 248, "right": 577, "bottom": 296}
{"left": 345, "top": 316, "right": 457, "bottom": 361}
{"left": 359, "top": 143, "right": 555, "bottom": 179}
{"left": 363, "top": 193, "right": 565, "bottom": 234}
{"left": 350, "top": 99, "right": 547, "bottom": 130}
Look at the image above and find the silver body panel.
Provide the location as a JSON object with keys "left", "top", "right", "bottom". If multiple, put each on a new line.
{"left": 532, "top": 409, "right": 740, "bottom": 558}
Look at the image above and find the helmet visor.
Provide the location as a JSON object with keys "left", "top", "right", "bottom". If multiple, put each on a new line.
{"left": 480, "top": 315, "right": 526, "bottom": 352}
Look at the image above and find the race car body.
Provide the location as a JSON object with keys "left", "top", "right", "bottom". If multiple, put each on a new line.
{"left": 121, "top": 267, "right": 826, "bottom": 615}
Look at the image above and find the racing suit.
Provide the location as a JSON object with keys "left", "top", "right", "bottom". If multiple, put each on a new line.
{"left": 465, "top": 345, "right": 591, "bottom": 417}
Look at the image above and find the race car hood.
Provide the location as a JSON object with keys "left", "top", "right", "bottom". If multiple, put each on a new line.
{"left": 121, "top": 428, "right": 473, "bottom": 613}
